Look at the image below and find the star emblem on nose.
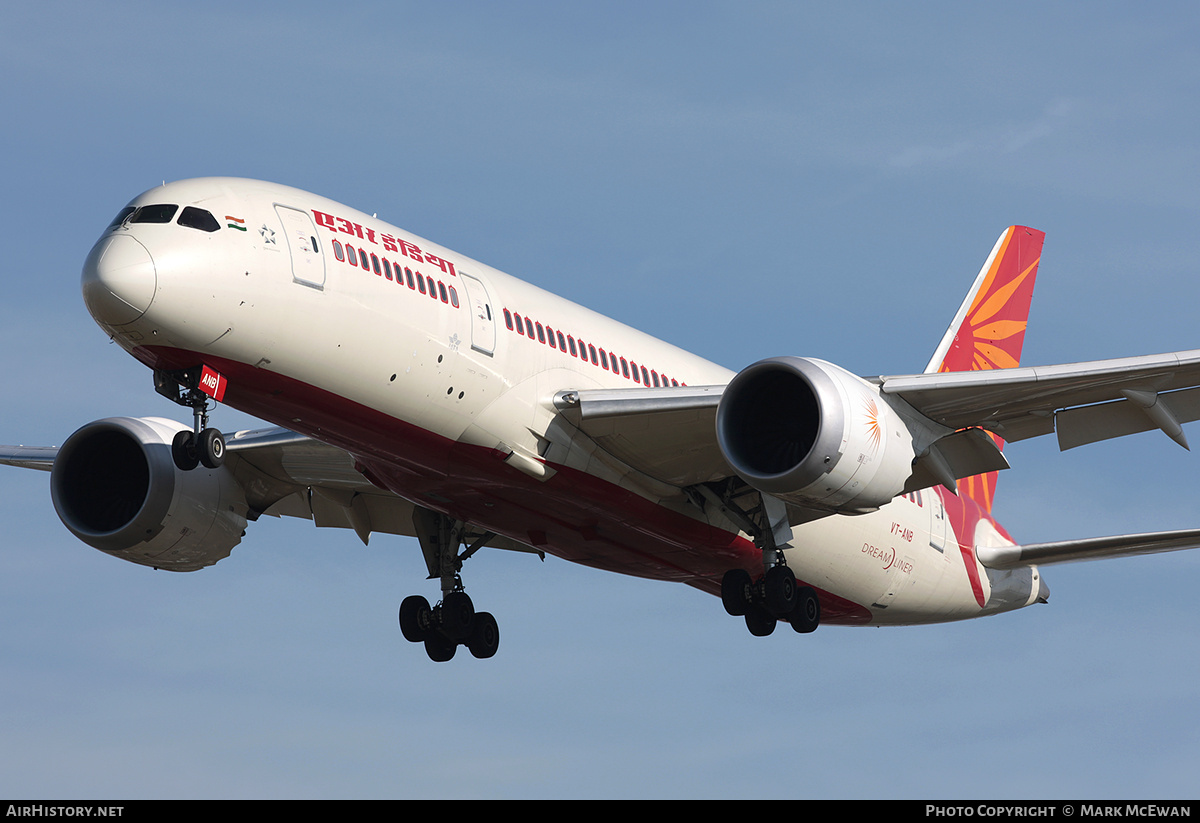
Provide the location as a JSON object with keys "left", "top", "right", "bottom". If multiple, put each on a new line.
{"left": 260, "top": 225, "right": 276, "bottom": 244}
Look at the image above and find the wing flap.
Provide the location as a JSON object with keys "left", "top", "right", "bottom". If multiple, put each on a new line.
{"left": 1055, "top": 385, "right": 1200, "bottom": 450}
{"left": 882, "top": 349, "right": 1200, "bottom": 448}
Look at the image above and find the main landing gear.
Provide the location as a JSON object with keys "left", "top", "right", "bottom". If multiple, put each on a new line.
{"left": 399, "top": 508, "right": 501, "bottom": 662}
{"left": 721, "top": 566, "right": 820, "bottom": 636}
{"left": 399, "top": 588, "right": 500, "bottom": 662}
{"left": 154, "top": 367, "right": 226, "bottom": 471}
{"left": 690, "top": 479, "right": 821, "bottom": 638}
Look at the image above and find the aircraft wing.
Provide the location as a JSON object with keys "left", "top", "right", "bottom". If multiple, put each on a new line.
{"left": 557, "top": 348, "right": 1200, "bottom": 482}
{"left": 880, "top": 348, "right": 1200, "bottom": 450}
{"left": 554, "top": 347, "right": 1200, "bottom": 510}
{"left": 977, "top": 528, "right": 1200, "bottom": 569}
{"left": 553, "top": 385, "right": 730, "bottom": 487}
{"left": 0, "top": 446, "right": 58, "bottom": 471}
{"left": 0, "top": 427, "right": 538, "bottom": 556}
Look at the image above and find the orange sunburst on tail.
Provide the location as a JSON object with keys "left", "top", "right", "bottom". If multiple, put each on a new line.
{"left": 925, "top": 226, "right": 1045, "bottom": 512}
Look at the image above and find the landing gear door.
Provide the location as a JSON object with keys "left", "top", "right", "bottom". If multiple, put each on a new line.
{"left": 459, "top": 271, "right": 496, "bottom": 356}
{"left": 274, "top": 205, "right": 325, "bottom": 289}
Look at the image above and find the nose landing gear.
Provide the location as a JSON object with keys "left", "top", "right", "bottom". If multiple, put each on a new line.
{"left": 155, "top": 368, "right": 227, "bottom": 471}
{"left": 171, "top": 425, "right": 225, "bottom": 471}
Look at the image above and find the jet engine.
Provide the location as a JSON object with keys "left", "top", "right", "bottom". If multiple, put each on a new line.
{"left": 716, "top": 357, "right": 919, "bottom": 513}
{"left": 50, "top": 417, "right": 249, "bottom": 571}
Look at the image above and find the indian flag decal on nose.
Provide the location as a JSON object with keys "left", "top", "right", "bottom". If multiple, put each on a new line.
{"left": 226, "top": 215, "right": 247, "bottom": 231}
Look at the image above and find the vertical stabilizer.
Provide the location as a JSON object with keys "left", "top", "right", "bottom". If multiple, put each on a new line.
{"left": 926, "top": 226, "right": 1045, "bottom": 511}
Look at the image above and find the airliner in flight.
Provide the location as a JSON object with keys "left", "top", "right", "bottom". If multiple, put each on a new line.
{"left": 5, "top": 177, "right": 1200, "bottom": 662}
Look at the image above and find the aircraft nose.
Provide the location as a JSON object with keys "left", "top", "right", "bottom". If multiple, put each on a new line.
{"left": 81, "top": 234, "right": 157, "bottom": 326}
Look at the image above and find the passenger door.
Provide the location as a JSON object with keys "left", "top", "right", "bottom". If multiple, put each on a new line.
{"left": 275, "top": 205, "right": 325, "bottom": 289}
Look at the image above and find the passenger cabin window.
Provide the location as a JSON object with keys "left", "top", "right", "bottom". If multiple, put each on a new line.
{"left": 177, "top": 206, "right": 220, "bottom": 232}
{"left": 130, "top": 204, "right": 178, "bottom": 224}
{"left": 493, "top": 303, "right": 684, "bottom": 387}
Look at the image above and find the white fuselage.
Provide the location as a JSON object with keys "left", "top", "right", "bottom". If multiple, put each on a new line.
{"left": 82, "top": 178, "right": 1045, "bottom": 626}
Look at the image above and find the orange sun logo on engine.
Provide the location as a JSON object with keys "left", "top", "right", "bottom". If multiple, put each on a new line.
{"left": 864, "top": 397, "right": 882, "bottom": 453}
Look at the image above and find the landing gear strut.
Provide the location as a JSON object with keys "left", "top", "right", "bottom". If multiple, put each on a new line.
{"left": 154, "top": 367, "right": 226, "bottom": 471}
{"left": 693, "top": 479, "right": 821, "bottom": 637}
{"left": 398, "top": 508, "right": 501, "bottom": 661}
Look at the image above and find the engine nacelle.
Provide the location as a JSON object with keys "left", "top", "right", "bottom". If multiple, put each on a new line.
{"left": 716, "top": 357, "right": 918, "bottom": 513}
{"left": 50, "top": 417, "right": 249, "bottom": 571}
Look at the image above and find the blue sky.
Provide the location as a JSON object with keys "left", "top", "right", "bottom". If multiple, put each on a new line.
{"left": 2, "top": 1, "right": 1199, "bottom": 799}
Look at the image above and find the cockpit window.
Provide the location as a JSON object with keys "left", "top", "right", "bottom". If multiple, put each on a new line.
{"left": 177, "top": 206, "right": 221, "bottom": 232}
{"left": 107, "top": 207, "right": 135, "bottom": 229}
{"left": 129, "top": 204, "right": 179, "bottom": 224}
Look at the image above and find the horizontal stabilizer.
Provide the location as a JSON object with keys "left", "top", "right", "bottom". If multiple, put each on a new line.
{"left": 977, "top": 528, "right": 1200, "bottom": 569}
